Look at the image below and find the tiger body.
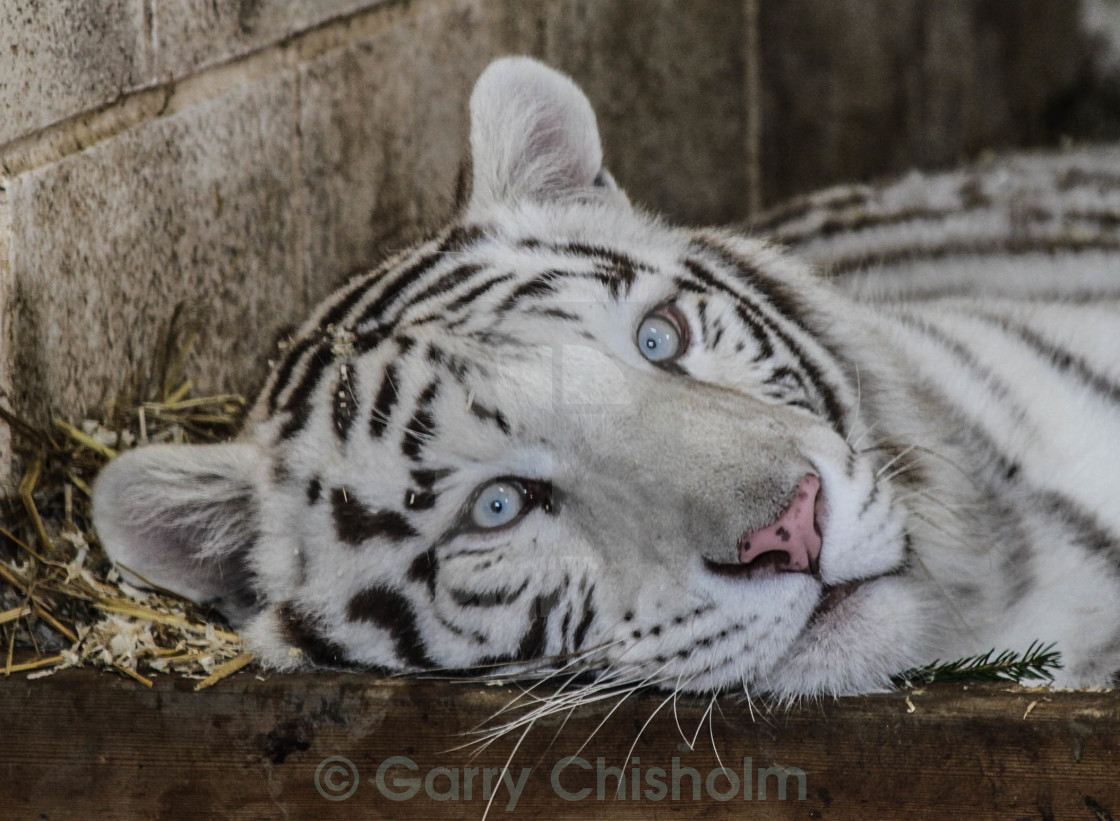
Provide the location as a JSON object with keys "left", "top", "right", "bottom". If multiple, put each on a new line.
{"left": 93, "top": 58, "right": 1120, "bottom": 697}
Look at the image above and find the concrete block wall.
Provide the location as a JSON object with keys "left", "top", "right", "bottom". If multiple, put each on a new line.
{"left": 0, "top": 0, "right": 1107, "bottom": 462}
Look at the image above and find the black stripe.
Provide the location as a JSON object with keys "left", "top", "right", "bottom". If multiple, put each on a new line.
{"left": 732, "top": 304, "right": 774, "bottom": 360}
{"left": 477, "top": 591, "right": 559, "bottom": 666}
{"left": 559, "top": 241, "right": 644, "bottom": 287}
{"left": 690, "top": 240, "right": 851, "bottom": 428}
{"left": 332, "top": 363, "right": 358, "bottom": 441}
{"left": 770, "top": 205, "right": 962, "bottom": 246}
{"left": 829, "top": 237, "right": 1120, "bottom": 277}
{"left": 924, "top": 405, "right": 1114, "bottom": 604}
{"left": 688, "top": 256, "right": 832, "bottom": 413}
{"left": 446, "top": 273, "right": 516, "bottom": 312}
{"left": 438, "top": 223, "right": 486, "bottom": 254}
{"left": 864, "top": 286, "right": 1120, "bottom": 305}
{"left": 403, "top": 488, "right": 438, "bottom": 510}
{"left": 522, "top": 240, "right": 648, "bottom": 298}
{"left": 502, "top": 266, "right": 656, "bottom": 313}
{"left": 401, "top": 381, "right": 440, "bottom": 461}
{"left": 278, "top": 340, "right": 333, "bottom": 440}
{"left": 469, "top": 401, "right": 511, "bottom": 435}
{"left": 426, "top": 344, "right": 471, "bottom": 381}
{"left": 498, "top": 272, "right": 561, "bottom": 313}
{"left": 673, "top": 275, "right": 709, "bottom": 295}
{"left": 441, "top": 544, "right": 500, "bottom": 564}
{"left": 351, "top": 327, "right": 386, "bottom": 356}
{"left": 517, "top": 591, "right": 558, "bottom": 659}
{"left": 698, "top": 239, "right": 810, "bottom": 328}
{"left": 1023, "top": 206, "right": 1120, "bottom": 230}
{"left": 857, "top": 475, "right": 882, "bottom": 517}
{"left": 936, "top": 417, "right": 1120, "bottom": 568}
{"left": 591, "top": 266, "right": 630, "bottom": 299}
{"left": 1057, "top": 167, "right": 1120, "bottom": 192}
{"left": 556, "top": 241, "right": 642, "bottom": 298}
{"left": 450, "top": 579, "right": 529, "bottom": 608}
{"left": 407, "top": 547, "right": 438, "bottom": 596}
{"left": 271, "top": 458, "right": 291, "bottom": 485}
{"left": 401, "top": 263, "right": 486, "bottom": 312}
{"left": 331, "top": 487, "right": 419, "bottom": 545}
{"left": 267, "top": 337, "right": 315, "bottom": 415}
{"left": 560, "top": 607, "right": 572, "bottom": 654}
{"left": 969, "top": 311, "right": 1120, "bottom": 407}
{"left": 695, "top": 298, "right": 710, "bottom": 338}
{"left": 750, "top": 188, "right": 871, "bottom": 232}
{"left": 681, "top": 259, "right": 773, "bottom": 360}
{"left": 410, "top": 468, "right": 453, "bottom": 489}
{"left": 401, "top": 313, "right": 443, "bottom": 330}
{"left": 680, "top": 256, "right": 733, "bottom": 292}
{"left": 403, "top": 409, "right": 435, "bottom": 460}
{"left": 280, "top": 602, "right": 348, "bottom": 666}
{"left": 370, "top": 363, "right": 400, "bottom": 438}
{"left": 306, "top": 477, "right": 322, "bottom": 505}
{"left": 891, "top": 311, "right": 1028, "bottom": 416}
{"left": 524, "top": 307, "right": 582, "bottom": 322}
{"left": 764, "top": 365, "right": 809, "bottom": 395}
{"left": 318, "top": 272, "right": 381, "bottom": 333}
{"left": 209, "top": 533, "right": 262, "bottom": 616}
{"left": 356, "top": 250, "right": 445, "bottom": 328}
{"left": 885, "top": 315, "right": 1030, "bottom": 493}
{"left": 346, "top": 585, "right": 435, "bottom": 668}
{"left": 572, "top": 586, "right": 596, "bottom": 650}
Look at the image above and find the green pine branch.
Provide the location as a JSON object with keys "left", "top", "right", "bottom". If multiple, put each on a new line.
{"left": 893, "top": 641, "right": 1063, "bottom": 686}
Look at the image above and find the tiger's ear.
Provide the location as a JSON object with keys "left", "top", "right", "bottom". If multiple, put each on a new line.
{"left": 467, "top": 56, "right": 623, "bottom": 215}
{"left": 92, "top": 443, "right": 269, "bottom": 627}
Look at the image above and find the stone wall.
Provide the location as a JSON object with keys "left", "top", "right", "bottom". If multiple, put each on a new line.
{"left": 0, "top": 0, "right": 1109, "bottom": 461}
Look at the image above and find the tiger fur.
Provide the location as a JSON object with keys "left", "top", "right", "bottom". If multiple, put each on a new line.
{"left": 92, "top": 57, "right": 1120, "bottom": 697}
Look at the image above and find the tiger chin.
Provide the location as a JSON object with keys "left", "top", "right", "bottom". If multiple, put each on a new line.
{"left": 92, "top": 56, "right": 1120, "bottom": 698}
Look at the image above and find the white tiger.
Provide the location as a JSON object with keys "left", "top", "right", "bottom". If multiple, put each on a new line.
{"left": 92, "top": 57, "right": 1120, "bottom": 697}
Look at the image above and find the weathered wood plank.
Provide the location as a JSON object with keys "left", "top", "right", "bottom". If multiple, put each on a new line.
{"left": 1, "top": 670, "right": 1118, "bottom": 819}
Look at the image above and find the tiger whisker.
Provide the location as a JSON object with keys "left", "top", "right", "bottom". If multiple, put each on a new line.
{"left": 707, "top": 693, "right": 729, "bottom": 775}
{"left": 615, "top": 684, "right": 681, "bottom": 793}
{"left": 480, "top": 683, "right": 635, "bottom": 762}
{"left": 459, "top": 666, "right": 590, "bottom": 744}
{"left": 895, "top": 488, "right": 984, "bottom": 520}
{"left": 564, "top": 667, "right": 678, "bottom": 763}
{"left": 876, "top": 443, "right": 919, "bottom": 479}
{"left": 904, "top": 507, "right": 973, "bottom": 545}
{"left": 670, "top": 673, "right": 689, "bottom": 750}
{"left": 882, "top": 460, "right": 925, "bottom": 484}
{"left": 687, "top": 691, "right": 716, "bottom": 752}
{"left": 459, "top": 664, "right": 652, "bottom": 752}
{"left": 479, "top": 719, "right": 535, "bottom": 821}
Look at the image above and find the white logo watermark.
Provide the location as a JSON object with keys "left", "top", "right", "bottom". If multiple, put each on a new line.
{"left": 314, "top": 756, "right": 360, "bottom": 801}
{"left": 314, "top": 754, "right": 807, "bottom": 809}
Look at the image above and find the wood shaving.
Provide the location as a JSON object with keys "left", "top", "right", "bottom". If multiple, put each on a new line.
{"left": 0, "top": 313, "right": 252, "bottom": 686}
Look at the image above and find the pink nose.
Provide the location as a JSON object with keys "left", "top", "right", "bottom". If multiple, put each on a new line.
{"left": 738, "top": 474, "right": 822, "bottom": 574}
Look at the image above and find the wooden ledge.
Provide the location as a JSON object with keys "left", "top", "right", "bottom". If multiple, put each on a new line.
{"left": 2, "top": 669, "right": 1118, "bottom": 819}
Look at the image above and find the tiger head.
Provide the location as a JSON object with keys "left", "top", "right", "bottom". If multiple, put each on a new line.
{"left": 93, "top": 57, "right": 935, "bottom": 697}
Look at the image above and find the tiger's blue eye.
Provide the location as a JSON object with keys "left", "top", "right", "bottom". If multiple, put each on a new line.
{"left": 637, "top": 310, "right": 684, "bottom": 362}
{"left": 471, "top": 482, "right": 525, "bottom": 529}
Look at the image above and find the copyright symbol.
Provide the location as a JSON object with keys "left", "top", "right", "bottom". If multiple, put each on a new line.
{"left": 315, "top": 756, "right": 359, "bottom": 801}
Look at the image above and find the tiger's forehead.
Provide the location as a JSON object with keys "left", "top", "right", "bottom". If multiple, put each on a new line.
{"left": 259, "top": 230, "right": 643, "bottom": 450}
{"left": 302, "top": 211, "right": 693, "bottom": 339}
{"left": 258, "top": 211, "right": 801, "bottom": 456}
{"left": 277, "top": 220, "right": 668, "bottom": 351}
